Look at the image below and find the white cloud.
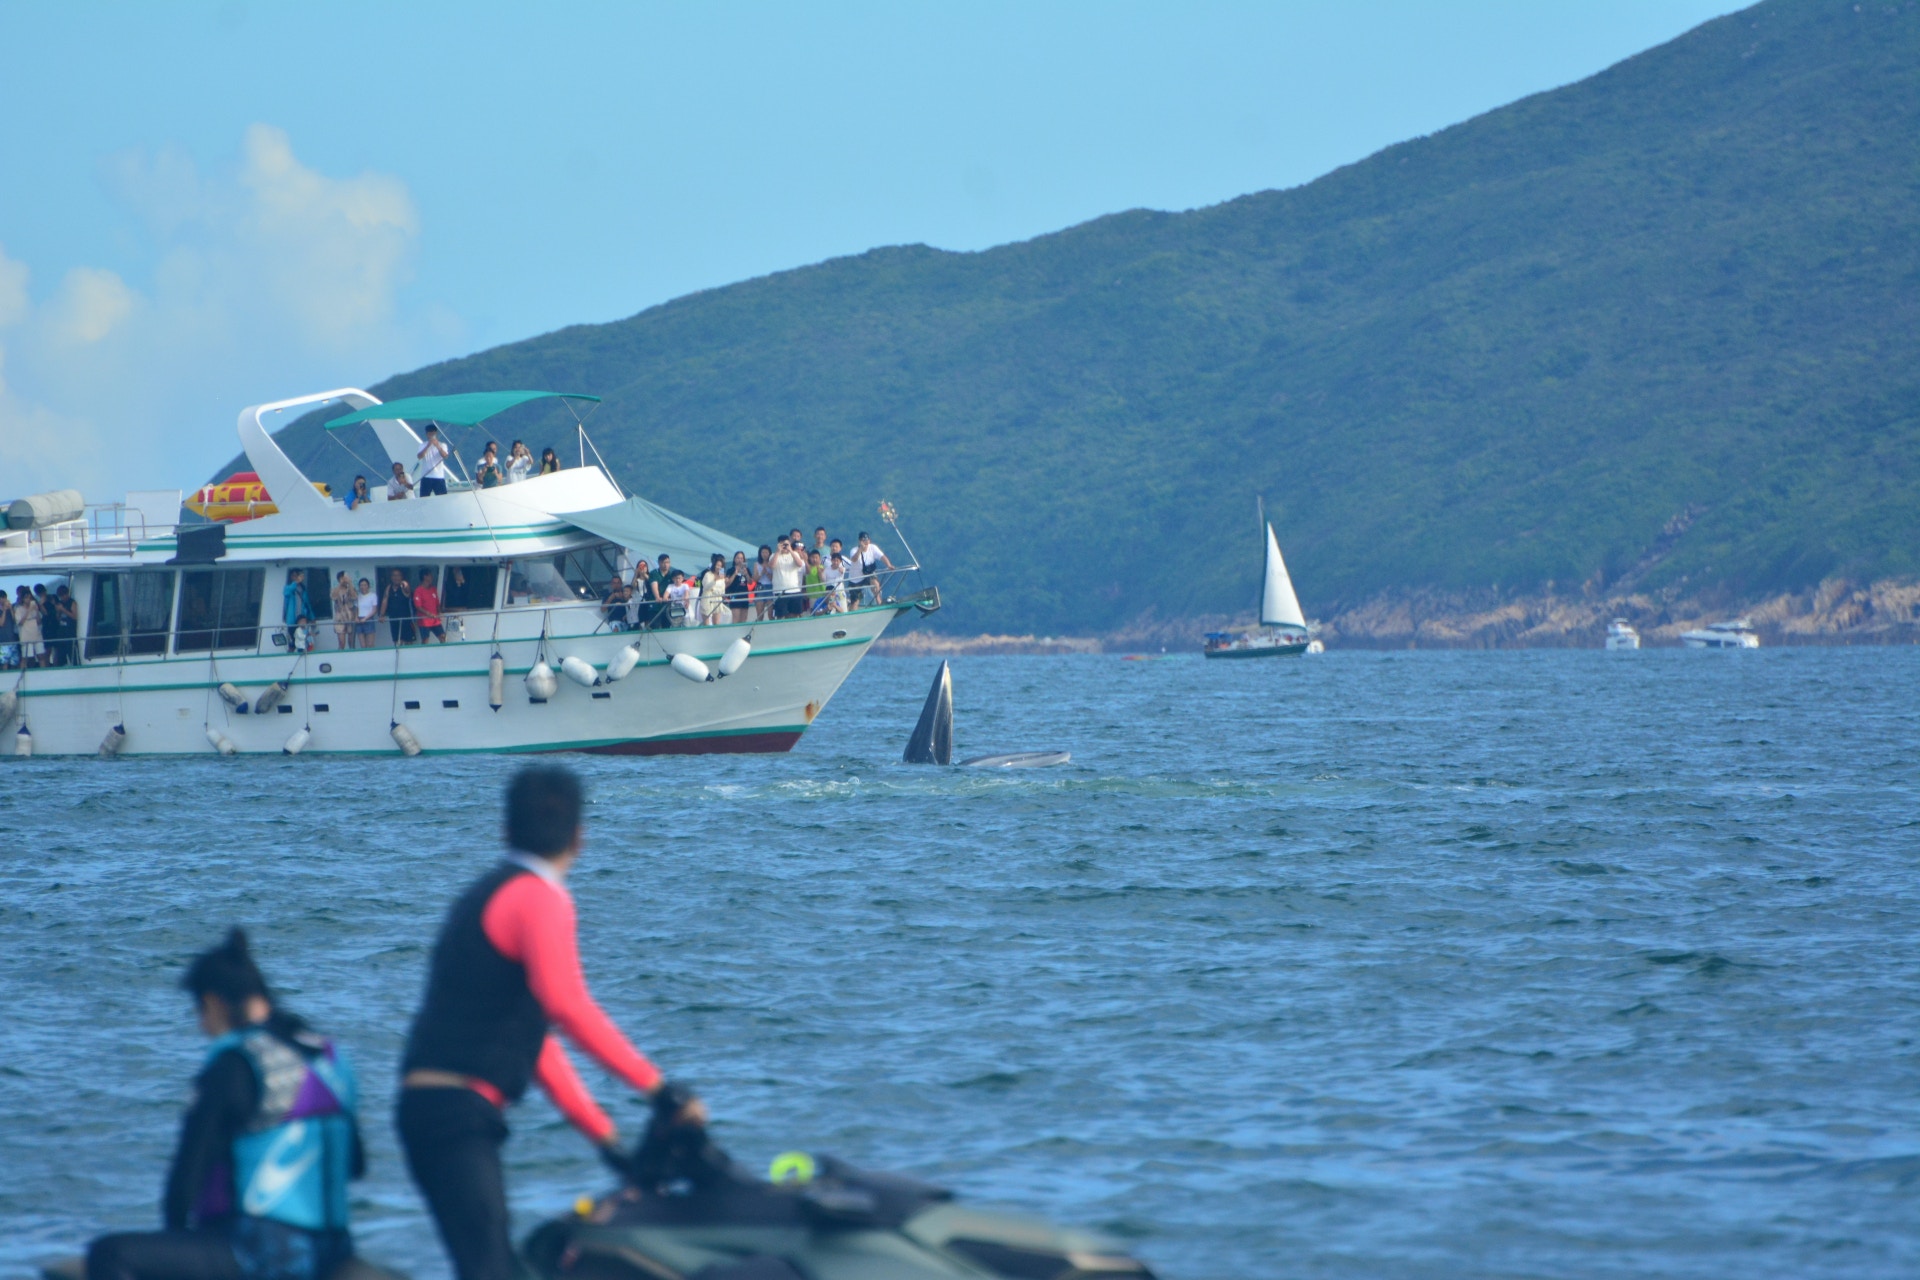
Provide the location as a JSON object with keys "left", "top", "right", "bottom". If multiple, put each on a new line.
{"left": 0, "top": 345, "right": 102, "bottom": 492}
{"left": 0, "top": 246, "right": 27, "bottom": 328}
{"left": 46, "top": 266, "right": 136, "bottom": 344}
{"left": 236, "top": 124, "right": 419, "bottom": 343}
{"left": 1, "top": 126, "right": 432, "bottom": 501}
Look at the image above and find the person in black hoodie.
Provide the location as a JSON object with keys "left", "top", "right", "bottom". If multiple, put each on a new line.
{"left": 87, "top": 930, "right": 365, "bottom": 1280}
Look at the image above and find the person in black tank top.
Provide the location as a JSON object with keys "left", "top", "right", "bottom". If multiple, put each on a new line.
{"left": 396, "top": 767, "right": 706, "bottom": 1280}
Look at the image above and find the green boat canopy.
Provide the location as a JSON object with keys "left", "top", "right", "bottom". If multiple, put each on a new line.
{"left": 324, "top": 391, "right": 600, "bottom": 429}
{"left": 562, "top": 495, "right": 752, "bottom": 569}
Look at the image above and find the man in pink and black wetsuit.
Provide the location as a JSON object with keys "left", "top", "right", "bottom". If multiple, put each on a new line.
{"left": 397, "top": 766, "right": 704, "bottom": 1280}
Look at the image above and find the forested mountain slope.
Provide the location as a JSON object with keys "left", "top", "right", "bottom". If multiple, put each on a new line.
{"left": 263, "top": 0, "right": 1920, "bottom": 637}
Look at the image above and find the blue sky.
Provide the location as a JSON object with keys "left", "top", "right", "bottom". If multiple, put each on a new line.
{"left": 0, "top": 0, "right": 1743, "bottom": 499}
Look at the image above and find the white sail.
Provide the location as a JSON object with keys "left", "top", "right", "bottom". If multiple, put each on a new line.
{"left": 1260, "top": 522, "right": 1307, "bottom": 629}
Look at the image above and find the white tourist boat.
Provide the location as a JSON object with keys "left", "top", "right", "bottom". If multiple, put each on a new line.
{"left": 0, "top": 389, "right": 936, "bottom": 758}
{"left": 1204, "top": 509, "right": 1315, "bottom": 659}
{"left": 1680, "top": 618, "right": 1760, "bottom": 649}
{"left": 1605, "top": 619, "right": 1641, "bottom": 650}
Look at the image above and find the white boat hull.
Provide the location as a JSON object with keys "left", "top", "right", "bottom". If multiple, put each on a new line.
{"left": 2, "top": 608, "right": 905, "bottom": 758}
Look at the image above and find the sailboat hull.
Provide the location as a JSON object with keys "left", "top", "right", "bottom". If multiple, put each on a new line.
{"left": 1203, "top": 636, "right": 1310, "bottom": 659}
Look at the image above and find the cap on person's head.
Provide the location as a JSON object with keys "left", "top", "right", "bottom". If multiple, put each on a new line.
{"left": 858, "top": 531, "right": 870, "bottom": 540}
{"left": 506, "top": 765, "right": 583, "bottom": 858}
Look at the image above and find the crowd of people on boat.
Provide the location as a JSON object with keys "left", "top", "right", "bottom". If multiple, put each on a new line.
{"left": 342, "top": 432, "right": 568, "bottom": 508}
{"left": 599, "top": 527, "right": 895, "bottom": 631}
{"left": 0, "top": 523, "right": 894, "bottom": 667}
{"left": 0, "top": 581, "right": 77, "bottom": 669}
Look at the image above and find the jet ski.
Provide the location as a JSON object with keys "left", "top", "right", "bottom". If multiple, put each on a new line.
{"left": 43, "top": 1105, "right": 1156, "bottom": 1280}
{"left": 523, "top": 1103, "right": 1158, "bottom": 1280}
{"left": 38, "top": 1261, "right": 397, "bottom": 1280}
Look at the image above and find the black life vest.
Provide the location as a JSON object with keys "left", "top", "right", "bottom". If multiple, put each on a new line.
{"left": 401, "top": 862, "right": 547, "bottom": 1101}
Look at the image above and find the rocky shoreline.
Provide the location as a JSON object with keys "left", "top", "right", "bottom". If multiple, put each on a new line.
{"left": 873, "top": 578, "right": 1920, "bottom": 654}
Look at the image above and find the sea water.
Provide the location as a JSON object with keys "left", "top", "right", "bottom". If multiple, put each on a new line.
{"left": 0, "top": 649, "right": 1915, "bottom": 1280}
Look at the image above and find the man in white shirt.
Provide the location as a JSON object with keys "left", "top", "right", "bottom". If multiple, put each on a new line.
{"left": 387, "top": 462, "right": 415, "bottom": 501}
{"left": 847, "top": 532, "right": 893, "bottom": 607}
{"left": 417, "top": 426, "right": 452, "bottom": 497}
{"left": 769, "top": 537, "right": 808, "bottom": 618}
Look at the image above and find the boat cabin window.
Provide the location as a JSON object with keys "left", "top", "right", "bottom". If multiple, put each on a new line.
{"left": 508, "top": 559, "right": 577, "bottom": 604}
{"left": 557, "top": 543, "right": 622, "bottom": 598}
{"left": 86, "top": 571, "right": 176, "bottom": 659}
{"left": 295, "top": 566, "right": 335, "bottom": 620}
{"left": 441, "top": 564, "right": 499, "bottom": 612}
{"left": 175, "top": 569, "right": 266, "bottom": 652}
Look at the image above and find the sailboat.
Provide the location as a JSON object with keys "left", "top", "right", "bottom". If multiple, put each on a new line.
{"left": 1203, "top": 505, "right": 1317, "bottom": 658}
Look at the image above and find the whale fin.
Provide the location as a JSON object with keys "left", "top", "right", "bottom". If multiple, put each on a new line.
{"left": 903, "top": 660, "right": 953, "bottom": 765}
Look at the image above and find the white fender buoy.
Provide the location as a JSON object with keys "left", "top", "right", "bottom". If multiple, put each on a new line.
{"left": 0, "top": 689, "right": 17, "bottom": 727}
{"left": 15, "top": 723, "right": 33, "bottom": 757}
{"left": 217, "top": 682, "right": 249, "bottom": 714}
{"left": 525, "top": 661, "right": 558, "bottom": 700}
{"left": 604, "top": 644, "right": 641, "bottom": 683}
{"left": 488, "top": 654, "right": 506, "bottom": 711}
{"left": 717, "top": 634, "right": 752, "bottom": 678}
{"left": 670, "top": 652, "right": 714, "bottom": 683}
{"left": 99, "top": 724, "right": 127, "bottom": 757}
{"left": 252, "top": 681, "right": 289, "bottom": 715}
{"left": 206, "top": 727, "right": 237, "bottom": 756}
{"left": 283, "top": 727, "right": 311, "bottom": 756}
{"left": 390, "top": 722, "right": 422, "bottom": 756}
{"left": 560, "top": 655, "right": 600, "bottom": 688}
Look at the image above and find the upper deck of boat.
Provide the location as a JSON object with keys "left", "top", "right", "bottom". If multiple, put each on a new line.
{"left": 1, "top": 387, "right": 648, "bottom": 573}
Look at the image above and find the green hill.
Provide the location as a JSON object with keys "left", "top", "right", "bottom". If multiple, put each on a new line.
{"left": 264, "top": 0, "right": 1920, "bottom": 636}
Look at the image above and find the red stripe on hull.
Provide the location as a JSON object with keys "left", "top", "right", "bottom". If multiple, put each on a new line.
{"left": 575, "top": 731, "right": 804, "bottom": 757}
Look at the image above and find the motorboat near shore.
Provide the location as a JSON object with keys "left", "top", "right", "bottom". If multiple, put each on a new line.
{"left": 0, "top": 388, "right": 936, "bottom": 758}
{"left": 1680, "top": 618, "right": 1760, "bottom": 649}
{"left": 1204, "top": 504, "right": 1317, "bottom": 659}
{"left": 1606, "top": 619, "right": 1641, "bottom": 650}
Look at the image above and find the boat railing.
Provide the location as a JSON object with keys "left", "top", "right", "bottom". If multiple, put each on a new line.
{"left": 0, "top": 505, "right": 156, "bottom": 563}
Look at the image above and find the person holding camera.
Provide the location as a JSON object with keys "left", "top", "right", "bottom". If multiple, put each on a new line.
{"left": 416, "top": 426, "right": 453, "bottom": 498}
{"left": 397, "top": 767, "right": 705, "bottom": 1280}
{"left": 769, "top": 536, "right": 807, "bottom": 618}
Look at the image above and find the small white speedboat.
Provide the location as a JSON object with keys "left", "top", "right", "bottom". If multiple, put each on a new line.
{"left": 1680, "top": 618, "right": 1760, "bottom": 649}
{"left": 1605, "top": 619, "right": 1640, "bottom": 650}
